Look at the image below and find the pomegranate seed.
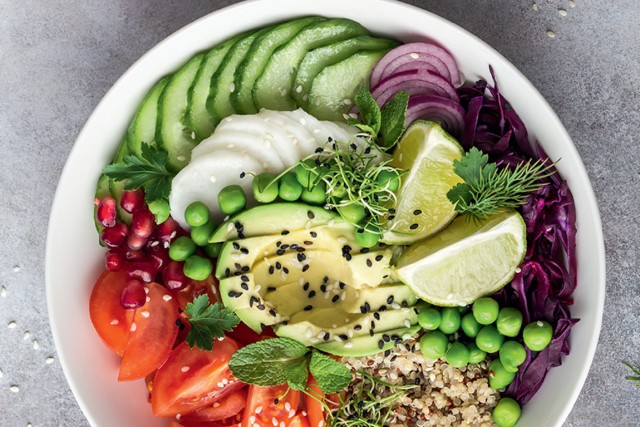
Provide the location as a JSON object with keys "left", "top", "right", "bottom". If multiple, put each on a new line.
{"left": 120, "top": 279, "right": 146, "bottom": 309}
{"left": 132, "top": 208, "right": 155, "bottom": 239}
{"left": 105, "top": 250, "right": 124, "bottom": 272}
{"left": 162, "top": 260, "right": 187, "bottom": 290}
{"left": 100, "top": 222, "right": 128, "bottom": 248}
{"left": 124, "top": 249, "right": 146, "bottom": 262}
{"left": 157, "top": 217, "right": 182, "bottom": 246}
{"left": 97, "top": 197, "right": 117, "bottom": 227}
{"left": 147, "top": 244, "right": 169, "bottom": 272}
{"left": 126, "top": 260, "right": 158, "bottom": 283}
{"left": 127, "top": 232, "right": 148, "bottom": 251}
{"left": 121, "top": 189, "right": 145, "bottom": 214}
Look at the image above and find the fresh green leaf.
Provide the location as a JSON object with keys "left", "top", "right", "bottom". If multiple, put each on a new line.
{"left": 284, "top": 358, "right": 309, "bottom": 391}
{"left": 625, "top": 362, "right": 640, "bottom": 387}
{"left": 308, "top": 350, "right": 352, "bottom": 394}
{"left": 354, "top": 89, "right": 381, "bottom": 135}
{"left": 451, "top": 147, "right": 489, "bottom": 186}
{"left": 228, "top": 338, "right": 309, "bottom": 386}
{"left": 379, "top": 91, "right": 409, "bottom": 148}
{"left": 184, "top": 295, "right": 240, "bottom": 351}
{"left": 102, "top": 142, "right": 175, "bottom": 204}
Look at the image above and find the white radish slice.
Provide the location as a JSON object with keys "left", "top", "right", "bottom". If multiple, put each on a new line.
{"left": 169, "top": 150, "right": 263, "bottom": 228}
{"left": 253, "top": 110, "right": 303, "bottom": 166}
{"left": 259, "top": 109, "right": 316, "bottom": 158}
{"left": 190, "top": 129, "right": 285, "bottom": 170}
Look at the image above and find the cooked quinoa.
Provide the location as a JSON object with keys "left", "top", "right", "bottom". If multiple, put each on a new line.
{"left": 340, "top": 338, "right": 499, "bottom": 427}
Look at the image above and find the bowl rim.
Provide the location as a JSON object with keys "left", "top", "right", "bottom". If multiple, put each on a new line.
{"left": 46, "top": 0, "right": 605, "bottom": 425}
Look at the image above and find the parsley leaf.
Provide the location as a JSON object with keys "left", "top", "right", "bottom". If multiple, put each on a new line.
{"left": 102, "top": 143, "right": 175, "bottom": 204}
{"left": 184, "top": 295, "right": 240, "bottom": 351}
{"left": 379, "top": 90, "right": 409, "bottom": 148}
{"left": 309, "top": 350, "right": 352, "bottom": 394}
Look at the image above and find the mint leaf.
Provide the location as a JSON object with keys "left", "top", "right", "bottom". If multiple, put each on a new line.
{"left": 284, "top": 358, "right": 309, "bottom": 391}
{"left": 379, "top": 91, "right": 408, "bottom": 148}
{"left": 229, "top": 338, "right": 310, "bottom": 386}
{"left": 354, "top": 89, "right": 381, "bottom": 135}
{"left": 184, "top": 295, "right": 240, "bottom": 351}
{"left": 308, "top": 350, "right": 352, "bottom": 394}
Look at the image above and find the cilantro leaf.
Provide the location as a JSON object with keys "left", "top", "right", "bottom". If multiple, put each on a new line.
{"left": 308, "top": 350, "right": 352, "bottom": 394}
{"left": 102, "top": 142, "right": 175, "bottom": 204}
{"left": 184, "top": 295, "right": 240, "bottom": 351}
{"left": 379, "top": 90, "right": 409, "bottom": 148}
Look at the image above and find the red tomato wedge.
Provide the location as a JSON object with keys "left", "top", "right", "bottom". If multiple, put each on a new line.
{"left": 241, "top": 384, "right": 301, "bottom": 427}
{"left": 227, "top": 321, "right": 276, "bottom": 346}
{"left": 181, "top": 387, "right": 247, "bottom": 422}
{"left": 288, "top": 414, "right": 311, "bottom": 427}
{"left": 151, "top": 338, "right": 242, "bottom": 417}
{"left": 305, "top": 376, "right": 340, "bottom": 427}
{"left": 118, "top": 282, "right": 179, "bottom": 381}
{"left": 89, "top": 270, "right": 135, "bottom": 356}
{"left": 172, "top": 275, "right": 219, "bottom": 312}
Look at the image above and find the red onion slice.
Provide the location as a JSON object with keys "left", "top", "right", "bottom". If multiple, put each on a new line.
{"left": 406, "top": 95, "right": 465, "bottom": 137}
{"left": 371, "top": 69, "right": 459, "bottom": 106}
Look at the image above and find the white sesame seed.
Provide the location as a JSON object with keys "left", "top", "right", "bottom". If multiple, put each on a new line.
{"left": 255, "top": 285, "right": 262, "bottom": 292}
{"left": 12, "top": 265, "right": 20, "bottom": 272}
{"left": 348, "top": 329, "right": 354, "bottom": 338}
{"left": 344, "top": 343, "right": 353, "bottom": 348}
{"left": 0, "top": 369, "right": 3, "bottom": 378}
{"left": 295, "top": 85, "right": 303, "bottom": 93}
{"left": 332, "top": 324, "right": 338, "bottom": 329}
{"left": 306, "top": 328, "right": 313, "bottom": 338}
{"left": 110, "top": 319, "right": 119, "bottom": 325}
{"left": 404, "top": 320, "right": 412, "bottom": 328}
{"left": 222, "top": 378, "right": 228, "bottom": 385}
{"left": 23, "top": 331, "right": 30, "bottom": 340}
{"left": 285, "top": 402, "right": 291, "bottom": 411}
{"left": 141, "top": 311, "right": 150, "bottom": 318}
{"left": 7, "top": 321, "right": 16, "bottom": 329}
{"left": 45, "top": 357, "right": 54, "bottom": 364}
{"left": 227, "top": 143, "right": 236, "bottom": 149}
{"left": 177, "top": 155, "right": 186, "bottom": 162}
{"left": 391, "top": 303, "right": 401, "bottom": 310}
{"left": 547, "top": 30, "right": 557, "bottom": 38}
{"left": 344, "top": 318, "right": 350, "bottom": 324}
{"left": 299, "top": 118, "right": 306, "bottom": 126}
{"left": 229, "top": 83, "right": 235, "bottom": 93}
{"left": 272, "top": 417, "right": 279, "bottom": 426}
{"left": 163, "top": 295, "right": 173, "bottom": 301}
{"left": 176, "top": 413, "right": 181, "bottom": 420}
{"left": 249, "top": 415, "right": 256, "bottom": 424}
{"left": 409, "top": 53, "right": 419, "bottom": 59}
{"left": 311, "top": 338, "right": 320, "bottom": 344}
{"left": 569, "top": 0, "right": 576, "bottom": 7}
{"left": 537, "top": 321, "right": 544, "bottom": 327}
{"left": 1, "top": 286, "right": 6, "bottom": 297}
{"left": 213, "top": 402, "right": 220, "bottom": 408}
{"left": 343, "top": 98, "right": 352, "bottom": 106}
{"left": 10, "top": 385, "right": 19, "bottom": 393}
{"left": 558, "top": 8, "right": 567, "bottom": 16}
{"left": 302, "top": 411, "right": 307, "bottom": 416}
{"left": 130, "top": 323, "right": 137, "bottom": 332}
{"left": 191, "top": 131, "right": 196, "bottom": 140}
{"left": 146, "top": 296, "right": 151, "bottom": 303}
{"left": 255, "top": 406, "right": 262, "bottom": 414}
{"left": 217, "top": 382, "right": 224, "bottom": 388}
{"left": 532, "top": 2, "right": 539, "bottom": 11}
{"left": 341, "top": 292, "right": 347, "bottom": 301}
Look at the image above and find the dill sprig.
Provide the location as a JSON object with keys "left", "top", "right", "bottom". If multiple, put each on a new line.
{"left": 624, "top": 362, "right": 640, "bottom": 387}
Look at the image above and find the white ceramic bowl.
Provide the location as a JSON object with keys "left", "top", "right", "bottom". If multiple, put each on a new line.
{"left": 46, "top": 0, "right": 605, "bottom": 426}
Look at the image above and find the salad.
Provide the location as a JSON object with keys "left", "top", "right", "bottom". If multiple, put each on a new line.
{"left": 89, "top": 15, "right": 577, "bottom": 427}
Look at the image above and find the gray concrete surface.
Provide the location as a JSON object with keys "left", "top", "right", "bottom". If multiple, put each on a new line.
{"left": 1, "top": 0, "right": 638, "bottom": 425}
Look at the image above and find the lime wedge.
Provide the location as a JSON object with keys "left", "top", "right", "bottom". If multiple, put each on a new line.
{"left": 395, "top": 210, "right": 527, "bottom": 306}
{"left": 381, "top": 121, "right": 464, "bottom": 245}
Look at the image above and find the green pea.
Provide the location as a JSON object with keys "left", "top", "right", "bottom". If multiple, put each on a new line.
{"left": 354, "top": 227, "right": 380, "bottom": 248}
{"left": 522, "top": 320, "right": 553, "bottom": 351}
{"left": 497, "top": 307, "right": 524, "bottom": 338}
{"left": 330, "top": 180, "right": 348, "bottom": 199}
{"left": 492, "top": 398, "right": 521, "bottom": 427}
{"left": 184, "top": 201, "right": 210, "bottom": 228}
{"left": 191, "top": 220, "right": 217, "bottom": 247}
{"left": 218, "top": 185, "right": 246, "bottom": 215}
{"left": 472, "top": 297, "right": 500, "bottom": 325}
{"left": 420, "top": 330, "right": 449, "bottom": 360}
{"left": 418, "top": 307, "right": 441, "bottom": 331}
{"left": 278, "top": 172, "right": 303, "bottom": 202}
{"left": 337, "top": 203, "right": 366, "bottom": 223}
{"left": 445, "top": 342, "right": 470, "bottom": 368}
{"left": 169, "top": 236, "right": 197, "bottom": 261}
{"left": 438, "top": 307, "right": 461, "bottom": 335}
{"left": 467, "top": 343, "right": 487, "bottom": 364}
{"left": 461, "top": 313, "right": 481, "bottom": 338}
{"left": 300, "top": 180, "right": 327, "bottom": 205}
{"left": 489, "top": 359, "right": 516, "bottom": 389}
{"left": 148, "top": 199, "right": 170, "bottom": 224}
{"left": 202, "top": 242, "right": 222, "bottom": 259}
{"left": 252, "top": 172, "right": 279, "bottom": 204}
{"left": 475, "top": 325, "right": 504, "bottom": 353}
{"left": 294, "top": 160, "right": 319, "bottom": 188}
{"left": 183, "top": 255, "right": 213, "bottom": 281}
{"left": 499, "top": 341, "right": 527, "bottom": 373}
{"left": 375, "top": 170, "right": 400, "bottom": 192}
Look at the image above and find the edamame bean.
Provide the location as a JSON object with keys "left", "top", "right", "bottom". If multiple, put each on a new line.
{"left": 475, "top": 325, "right": 504, "bottom": 353}
{"left": 489, "top": 359, "right": 516, "bottom": 389}
{"left": 169, "top": 236, "right": 197, "bottom": 261}
{"left": 420, "top": 330, "right": 449, "bottom": 360}
{"left": 439, "top": 307, "right": 461, "bottom": 335}
{"left": 218, "top": 185, "right": 246, "bottom": 215}
{"left": 278, "top": 172, "right": 303, "bottom": 201}
{"left": 185, "top": 201, "right": 210, "bottom": 227}
{"left": 499, "top": 341, "right": 527, "bottom": 373}
{"left": 375, "top": 170, "right": 400, "bottom": 192}
{"left": 300, "top": 180, "right": 327, "bottom": 205}
{"left": 472, "top": 297, "right": 500, "bottom": 325}
{"left": 445, "top": 342, "right": 470, "bottom": 368}
{"left": 330, "top": 180, "right": 348, "bottom": 199}
{"left": 496, "top": 307, "right": 523, "bottom": 337}
{"left": 183, "top": 255, "right": 213, "bottom": 281}
{"left": 148, "top": 199, "right": 170, "bottom": 224}
{"left": 492, "top": 398, "right": 521, "bottom": 427}
{"left": 337, "top": 203, "right": 366, "bottom": 223}
{"left": 294, "top": 159, "right": 319, "bottom": 188}
{"left": 467, "top": 343, "right": 487, "bottom": 364}
{"left": 191, "top": 220, "right": 217, "bottom": 247}
{"left": 202, "top": 242, "right": 222, "bottom": 258}
{"left": 461, "top": 313, "right": 481, "bottom": 338}
{"left": 418, "top": 307, "right": 442, "bottom": 331}
{"left": 252, "top": 172, "right": 279, "bottom": 204}
{"left": 522, "top": 320, "right": 553, "bottom": 351}
{"left": 354, "top": 227, "right": 380, "bottom": 248}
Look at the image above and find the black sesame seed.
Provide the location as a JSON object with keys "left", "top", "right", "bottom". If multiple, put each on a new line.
{"left": 387, "top": 295, "right": 395, "bottom": 304}
{"left": 307, "top": 211, "right": 315, "bottom": 219}
{"left": 275, "top": 262, "right": 282, "bottom": 270}
{"left": 257, "top": 304, "right": 265, "bottom": 310}
{"left": 282, "top": 320, "right": 288, "bottom": 325}
{"left": 234, "top": 263, "right": 242, "bottom": 270}
{"left": 176, "top": 319, "right": 185, "bottom": 329}
{"left": 241, "top": 275, "right": 249, "bottom": 282}
{"left": 249, "top": 296, "right": 259, "bottom": 307}
{"left": 370, "top": 329, "right": 375, "bottom": 336}
{"left": 232, "top": 242, "right": 240, "bottom": 250}
{"left": 241, "top": 266, "right": 250, "bottom": 272}
{"left": 297, "top": 253, "right": 306, "bottom": 262}
{"left": 366, "top": 259, "right": 373, "bottom": 268}
{"left": 276, "top": 249, "right": 285, "bottom": 256}
{"left": 302, "top": 265, "right": 310, "bottom": 272}
{"left": 360, "top": 305, "right": 367, "bottom": 314}
{"left": 260, "top": 323, "right": 266, "bottom": 331}
{"left": 304, "top": 240, "right": 313, "bottom": 245}
{"left": 378, "top": 340, "right": 385, "bottom": 350}
{"left": 401, "top": 300, "right": 408, "bottom": 307}
{"left": 308, "top": 290, "right": 316, "bottom": 298}
{"left": 276, "top": 241, "right": 282, "bottom": 247}
{"left": 414, "top": 378, "right": 421, "bottom": 385}
{"left": 339, "top": 282, "right": 346, "bottom": 290}
{"left": 410, "top": 223, "right": 419, "bottom": 230}
{"left": 240, "top": 172, "right": 246, "bottom": 178}
{"left": 323, "top": 276, "right": 329, "bottom": 283}
{"left": 320, "top": 284, "right": 327, "bottom": 293}
{"left": 288, "top": 244, "right": 297, "bottom": 250}
{"left": 384, "top": 349, "right": 391, "bottom": 357}
{"left": 310, "top": 231, "right": 317, "bottom": 238}
{"left": 267, "top": 286, "right": 276, "bottom": 292}
{"left": 371, "top": 321, "right": 376, "bottom": 329}
{"left": 315, "top": 147, "right": 324, "bottom": 153}
{"left": 390, "top": 355, "right": 398, "bottom": 362}
{"left": 373, "top": 312, "right": 380, "bottom": 321}
{"left": 274, "top": 398, "right": 279, "bottom": 404}
{"left": 281, "top": 244, "right": 289, "bottom": 250}
{"left": 268, "top": 266, "right": 275, "bottom": 275}
{"left": 233, "top": 271, "right": 241, "bottom": 276}
{"left": 304, "top": 305, "right": 313, "bottom": 311}
{"left": 269, "top": 309, "right": 277, "bottom": 317}
{"left": 375, "top": 255, "right": 384, "bottom": 262}
{"left": 379, "top": 305, "right": 387, "bottom": 312}
{"left": 413, "top": 209, "right": 422, "bottom": 215}
{"left": 296, "top": 246, "right": 305, "bottom": 252}
{"left": 388, "top": 215, "right": 395, "bottom": 220}
{"left": 238, "top": 232, "right": 246, "bottom": 239}
{"left": 382, "top": 334, "right": 390, "bottom": 343}
{"left": 234, "top": 221, "right": 243, "bottom": 230}
{"left": 281, "top": 230, "right": 290, "bottom": 236}
{"left": 332, "top": 295, "right": 340, "bottom": 303}
{"left": 388, "top": 208, "right": 396, "bottom": 214}
{"left": 354, "top": 324, "right": 362, "bottom": 331}
{"left": 227, "top": 291, "right": 236, "bottom": 298}
{"left": 234, "top": 292, "right": 243, "bottom": 298}
{"left": 283, "top": 267, "right": 289, "bottom": 274}
{"left": 240, "top": 283, "right": 249, "bottom": 291}
{"left": 364, "top": 302, "right": 371, "bottom": 312}
{"left": 323, "top": 332, "right": 331, "bottom": 341}
{"left": 344, "top": 253, "right": 352, "bottom": 261}
{"left": 339, "top": 334, "right": 349, "bottom": 341}
{"left": 303, "top": 283, "right": 310, "bottom": 291}
{"left": 225, "top": 268, "right": 231, "bottom": 278}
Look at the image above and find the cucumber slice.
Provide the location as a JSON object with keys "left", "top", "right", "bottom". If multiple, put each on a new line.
{"left": 293, "top": 35, "right": 398, "bottom": 109}
{"left": 186, "top": 34, "right": 246, "bottom": 140}
{"left": 231, "top": 16, "right": 323, "bottom": 114}
{"left": 127, "top": 78, "right": 169, "bottom": 158}
{"left": 109, "top": 139, "right": 133, "bottom": 224}
{"left": 252, "top": 18, "right": 369, "bottom": 112}
{"left": 206, "top": 27, "right": 273, "bottom": 123}
{"left": 308, "top": 50, "right": 388, "bottom": 121}
{"left": 157, "top": 53, "right": 205, "bottom": 172}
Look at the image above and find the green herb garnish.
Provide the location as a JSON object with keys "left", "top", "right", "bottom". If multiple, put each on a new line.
{"left": 228, "top": 337, "right": 351, "bottom": 394}
{"left": 348, "top": 89, "right": 409, "bottom": 149}
{"left": 447, "top": 147, "right": 556, "bottom": 220}
{"left": 625, "top": 362, "right": 640, "bottom": 387}
{"left": 184, "top": 295, "right": 240, "bottom": 351}
{"left": 102, "top": 143, "right": 175, "bottom": 204}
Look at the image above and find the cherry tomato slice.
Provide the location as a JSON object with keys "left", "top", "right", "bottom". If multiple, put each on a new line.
{"left": 182, "top": 387, "right": 247, "bottom": 422}
{"left": 227, "top": 321, "right": 276, "bottom": 346}
{"left": 241, "top": 384, "right": 301, "bottom": 427}
{"left": 305, "top": 376, "right": 340, "bottom": 427}
{"left": 89, "top": 270, "right": 134, "bottom": 356}
{"left": 172, "top": 275, "right": 219, "bottom": 312}
{"left": 151, "top": 338, "right": 242, "bottom": 417}
{"left": 118, "top": 282, "right": 179, "bottom": 381}
{"left": 288, "top": 414, "right": 311, "bottom": 427}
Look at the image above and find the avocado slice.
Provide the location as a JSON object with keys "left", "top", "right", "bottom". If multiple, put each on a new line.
{"left": 314, "top": 325, "right": 421, "bottom": 357}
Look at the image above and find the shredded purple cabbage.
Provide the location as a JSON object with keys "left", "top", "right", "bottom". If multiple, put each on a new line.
{"left": 458, "top": 67, "right": 579, "bottom": 405}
